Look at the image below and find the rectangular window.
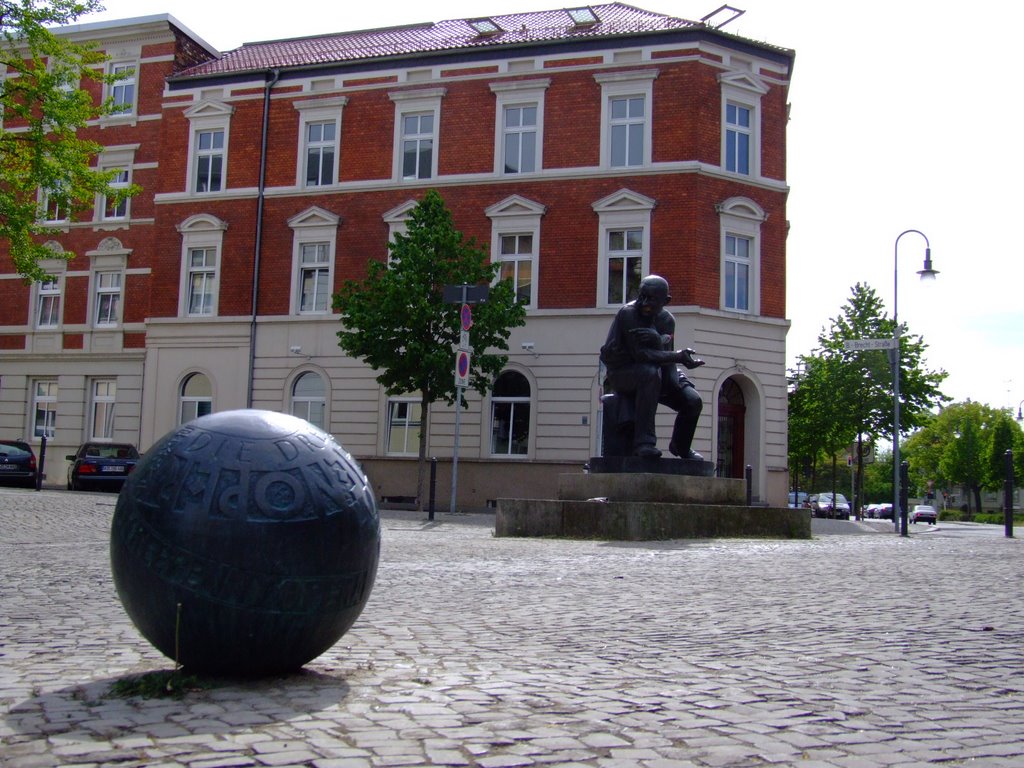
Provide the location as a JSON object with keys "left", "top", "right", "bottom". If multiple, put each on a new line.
{"left": 401, "top": 113, "right": 434, "bottom": 180}
{"left": 94, "top": 272, "right": 122, "bottom": 326}
{"left": 32, "top": 380, "right": 58, "bottom": 438}
{"left": 194, "top": 129, "right": 224, "bottom": 192}
{"left": 610, "top": 96, "right": 645, "bottom": 168}
{"left": 90, "top": 380, "right": 116, "bottom": 440}
{"left": 42, "top": 185, "right": 69, "bottom": 223}
{"left": 110, "top": 63, "right": 136, "bottom": 114}
{"left": 36, "top": 278, "right": 61, "bottom": 328}
{"left": 103, "top": 169, "right": 130, "bottom": 219}
{"left": 187, "top": 248, "right": 216, "bottom": 316}
{"left": 499, "top": 234, "right": 533, "bottom": 305}
{"left": 606, "top": 228, "right": 644, "bottom": 305}
{"left": 726, "top": 102, "right": 751, "bottom": 175}
{"left": 491, "top": 401, "right": 530, "bottom": 455}
{"left": 386, "top": 399, "right": 421, "bottom": 455}
{"left": 304, "top": 121, "right": 336, "bottom": 186}
{"left": 725, "top": 234, "right": 751, "bottom": 311}
{"left": 299, "top": 243, "right": 330, "bottom": 313}
{"left": 503, "top": 105, "right": 537, "bottom": 174}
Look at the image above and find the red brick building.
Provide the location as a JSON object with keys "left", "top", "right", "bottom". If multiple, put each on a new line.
{"left": 0, "top": 4, "right": 796, "bottom": 507}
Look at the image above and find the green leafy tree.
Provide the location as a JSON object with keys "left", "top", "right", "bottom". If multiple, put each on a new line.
{"left": 789, "top": 283, "right": 948, "bottom": 510}
{"left": 2, "top": 0, "right": 136, "bottom": 281}
{"left": 985, "top": 411, "right": 1021, "bottom": 494}
{"left": 333, "top": 189, "right": 526, "bottom": 508}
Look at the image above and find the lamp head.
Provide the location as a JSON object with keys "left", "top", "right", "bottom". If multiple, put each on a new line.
{"left": 917, "top": 247, "right": 939, "bottom": 281}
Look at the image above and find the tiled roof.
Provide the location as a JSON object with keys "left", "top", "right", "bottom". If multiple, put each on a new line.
{"left": 175, "top": 3, "right": 700, "bottom": 78}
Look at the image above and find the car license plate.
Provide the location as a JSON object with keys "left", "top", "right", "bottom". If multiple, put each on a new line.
{"left": 0, "top": 465, "right": 14, "bottom": 470}
{"left": 101, "top": 466, "right": 126, "bottom": 473}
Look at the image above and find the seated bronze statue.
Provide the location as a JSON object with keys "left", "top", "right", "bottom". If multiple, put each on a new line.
{"left": 600, "top": 275, "right": 704, "bottom": 459}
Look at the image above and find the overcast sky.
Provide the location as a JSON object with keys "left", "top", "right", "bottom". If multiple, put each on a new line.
{"left": 83, "top": 0, "right": 1024, "bottom": 414}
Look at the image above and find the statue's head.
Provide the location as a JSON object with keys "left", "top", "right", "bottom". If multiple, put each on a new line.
{"left": 635, "top": 275, "right": 671, "bottom": 316}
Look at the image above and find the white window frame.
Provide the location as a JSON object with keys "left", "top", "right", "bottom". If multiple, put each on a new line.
{"left": 184, "top": 101, "right": 234, "bottom": 195}
{"left": 35, "top": 275, "right": 63, "bottom": 329}
{"left": 288, "top": 207, "right": 340, "bottom": 315}
{"left": 382, "top": 200, "right": 418, "bottom": 264}
{"left": 389, "top": 88, "right": 445, "bottom": 182}
{"left": 290, "top": 371, "right": 327, "bottom": 430}
{"left": 32, "top": 379, "right": 58, "bottom": 439}
{"left": 40, "top": 183, "right": 70, "bottom": 224}
{"left": 489, "top": 370, "right": 532, "bottom": 457}
{"left": 485, "top": 195, "right": 546, "bottom": 309}
{"left": 717, "top": 196, "right": 766, "bottom": 315}
{"left": 595, "top": 70, "right": 657, "bottom": 169}
{"left": 719, "top": 71, "right": 768, "bottom": 178}
{"left": 89, "top": 379, "right": 117, "bottom": 441}
{"left": 107, "top": 61, "right": 136, "bottom": 116}
{"left": 177, "top": 214, "right": 227, "bottom": 317}
{"left": 179, "top": 372, "right": 213, "bottom": 425}
{"left": 386, "top": 397, "right": 422, "bottom": 456}
{"left": 592, "top": 189, "right": 656, "bottom": 307}
{"left": 294, "top": 97, "right": 347, "bottom": 188}
{"left": 95, "top": 146, "right": 137, "bottom": 223}
{"left": 93, "top": 271, "right": 123, "bottom": 326}
{"left": 490, "top": 79, "right": 549, "bottom": 176}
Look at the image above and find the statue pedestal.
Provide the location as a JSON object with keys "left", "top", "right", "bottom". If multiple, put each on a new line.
{"left": 495, "top": 465, "right": 810, "bottom": 541}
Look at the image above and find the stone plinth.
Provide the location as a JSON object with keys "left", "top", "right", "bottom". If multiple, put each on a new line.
{"left": 495, "top": 470, "right": 810, "bottom": 541}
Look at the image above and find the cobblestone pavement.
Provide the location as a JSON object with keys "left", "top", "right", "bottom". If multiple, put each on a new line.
{"left": 1, "top": 488, "right": 1023, "bottom": 768}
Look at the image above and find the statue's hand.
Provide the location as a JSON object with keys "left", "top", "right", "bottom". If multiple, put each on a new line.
{"left": 628, "top": 327, "right": 662, "bottom": 347}
{"left": 679, "top": 348, "right": 705, "bottom": 369}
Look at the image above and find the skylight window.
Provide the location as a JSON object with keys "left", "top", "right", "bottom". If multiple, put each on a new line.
{"left": 567, "top": 7, "right": 599, "bottom": 27}
{"left": 469, "top": 18, "right": 502, "bottom": 36}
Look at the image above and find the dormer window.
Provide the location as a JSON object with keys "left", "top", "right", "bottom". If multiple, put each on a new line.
{"left": 567, "top": 7, "right": 599, "bottom": 28}
{"left": 469, "top": 18, "right": 502, "bottom": 37}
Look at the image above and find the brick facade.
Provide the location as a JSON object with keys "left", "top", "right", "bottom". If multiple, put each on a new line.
{"left": 0, "top": 5, "right": 795, "bottom": 506}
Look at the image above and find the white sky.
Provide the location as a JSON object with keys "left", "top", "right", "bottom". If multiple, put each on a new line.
{"left": 84, "top": 0, "right": 1024, "bottom": 414}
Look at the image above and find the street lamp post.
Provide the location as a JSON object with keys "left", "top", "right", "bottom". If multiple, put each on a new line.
{"left": 893, "top": 230, "right": 939, "bottom": 536}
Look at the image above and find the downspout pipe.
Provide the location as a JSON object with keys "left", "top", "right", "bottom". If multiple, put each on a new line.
{"left": 247, "top": 67, "right": 281, "bottom": 408}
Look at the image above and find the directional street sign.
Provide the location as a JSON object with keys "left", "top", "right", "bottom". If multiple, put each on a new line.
{"left": 843, "top": 338, "right": 897, "bottom": 351}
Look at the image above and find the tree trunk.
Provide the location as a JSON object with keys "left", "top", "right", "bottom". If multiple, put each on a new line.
{"left": 415, "top": 396, "right": 431, "bottom": 512}
{"left": 972, "top": 484, "right": 983, "bottom": 516}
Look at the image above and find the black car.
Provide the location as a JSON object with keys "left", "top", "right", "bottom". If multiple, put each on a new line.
{"left": 0, "top": 440, "right": 38, "bottom": 488}
{"left": 66, "top": 442, "right": 140, "bottom": 491}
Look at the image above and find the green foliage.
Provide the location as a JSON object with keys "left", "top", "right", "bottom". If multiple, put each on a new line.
{"left": 901, "top": 400, "right": 1022, "bottom": 513}
{"left": 108, "top": 669, "right": 212, "bottom": 700}
{"left": 333, "top": 190, "right": 526, "bottom": 503}
{"left": 334, "top": 189, "right": 525, "bottom": 405}
{"left": 788, "top": 283, "right": 948, "bottom": 502}
{"left": 1, "top": 0, "right": 138, "bottom": 281}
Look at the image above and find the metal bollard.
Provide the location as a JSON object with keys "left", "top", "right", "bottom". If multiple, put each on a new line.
{"left": 745, "top": 464, "right": 752, "bottom": 506}
{"left": 1005, "top": 449, "right": 1014, "bottom": 538}
{"left": 35, "top": 435, "right": 47, "bottom": 492}
{"left": 428, "top": 456, "right": 437, "bottom": 521}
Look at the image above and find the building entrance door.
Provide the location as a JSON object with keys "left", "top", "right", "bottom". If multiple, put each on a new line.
{"left": 716, "top": 378, "right": 746, "bottom": 478}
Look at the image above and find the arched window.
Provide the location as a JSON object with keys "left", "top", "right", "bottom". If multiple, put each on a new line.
{"left": 179, "top": 373, "right": 212, "bottom": 425}
{"left": 291, "top": 372, "right": 326, "bottom": 430}
{"left": 490, "top": 371, "right": 531, "bottom": 456}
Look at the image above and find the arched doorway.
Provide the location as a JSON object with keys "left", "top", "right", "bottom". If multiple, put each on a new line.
{"left": 717, "top": 378, "right": 746, "bottom": 478}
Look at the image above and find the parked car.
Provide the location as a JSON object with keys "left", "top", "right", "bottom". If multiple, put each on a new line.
{"left": 807, "top": 492, "right": 851, "bottom": 519}
{"left": 0, "top": 439, "right": 38, "bottom": 488}
{"left": 865, "top": 503, "right": 894, "bottom": 520}
{"left": 788, "top": 491, "right": 808, "bottom": 508}
{"left": 910, "top": 504, "right": 938, "bottom": 524}
{"left": 66, "top": 442, "right": 140, "bottom": 492}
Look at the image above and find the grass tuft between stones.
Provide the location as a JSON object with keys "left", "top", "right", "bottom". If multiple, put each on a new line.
{"left": 108, "top": 669, "right": 213, "bottom": 700}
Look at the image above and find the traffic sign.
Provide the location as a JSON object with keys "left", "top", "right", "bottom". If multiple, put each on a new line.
{"left": 843, "top": 338, "right": 897, "bottom": 351}
{"left": 460, "top": 303, "right": 473, "bottom": 331}
{"left": 455, "top": 349, "right": 470, "bottom": 387}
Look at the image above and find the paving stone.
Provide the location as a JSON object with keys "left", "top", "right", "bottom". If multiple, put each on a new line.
{"left": 2, "top": 494, "right": 1024, "bottom": 768}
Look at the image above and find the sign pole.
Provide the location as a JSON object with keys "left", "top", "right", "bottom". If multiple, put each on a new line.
{"left": 442, "top": 284, "right": 487, "bottom": 515}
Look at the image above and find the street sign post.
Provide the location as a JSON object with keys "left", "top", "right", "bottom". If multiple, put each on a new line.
{"left": 843, "top": 338, "right": 897, "bottom": 351}
{"left": 442, "top": 284, "right": 489, "bottom": 514}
